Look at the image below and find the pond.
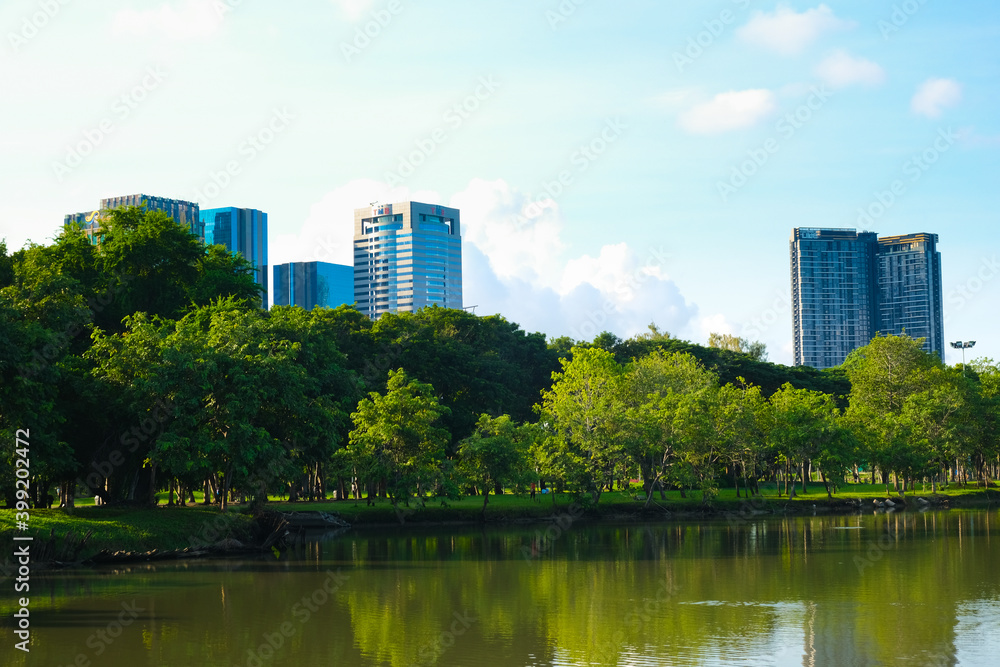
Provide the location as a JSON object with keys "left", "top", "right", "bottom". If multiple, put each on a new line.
{"left": 4, "top": 509, "right": 1000, "bottom": 666}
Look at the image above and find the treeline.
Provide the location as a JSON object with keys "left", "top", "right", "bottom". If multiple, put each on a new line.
{"left": 2, "top": 208, "right": 997, "bottom": 514}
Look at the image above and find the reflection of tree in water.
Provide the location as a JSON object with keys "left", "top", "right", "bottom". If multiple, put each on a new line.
{"left": 324, "top": 514, "right": 992, "bottom": 666}
{"left": 6, "top": 514, "right": 992, "bottom": 666}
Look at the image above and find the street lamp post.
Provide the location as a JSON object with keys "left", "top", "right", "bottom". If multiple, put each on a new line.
{"left": 950, "top": 340, "right": 976, "bottom": 375}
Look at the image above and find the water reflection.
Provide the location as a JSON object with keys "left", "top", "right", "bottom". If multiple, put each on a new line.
{"left": 1, "top": 510, "right": 998, "bottom": 666}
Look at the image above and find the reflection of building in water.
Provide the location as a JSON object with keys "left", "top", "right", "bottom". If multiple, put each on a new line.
{"left": 798, "top": 599, "right": 957, "bottom": 666}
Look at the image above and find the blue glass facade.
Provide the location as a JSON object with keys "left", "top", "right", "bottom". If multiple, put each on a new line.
{"left": 200, "top": 207, "right": 268, "bottom": 305}
{"left": 272, "top": 262, "right": 353, "bottom": 311}
{"left": 791, "top": 228, "right": 943, "bottom": 368}
{"left": 353, "top": 202, "right": 463, "bottom": 318}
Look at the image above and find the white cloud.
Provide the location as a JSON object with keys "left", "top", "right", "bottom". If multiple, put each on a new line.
{"left": 449, "top": 179, "right": 565, "bottom": 287}
{"left": 698, "top": 313, "right": 735, "bottom": 342}
{"left": 738, "top": 4, "right": 854, "bottom": 56}
{"left": 111, "top": 0, "right": 229, "bottom": 40}
{"left": 911, "top": 78, "right": 963, "bottom": 118}
{"left": 452, "top": 179, "right": 698, "bottom": 341}
{"left": 814, "top": 51, "right": 885, "bottom": 88}
{"left": 678, "top": 89, "right": 777, "bottom": 135}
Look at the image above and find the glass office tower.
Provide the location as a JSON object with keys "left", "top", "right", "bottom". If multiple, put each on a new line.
{"left": 272, "top": 262, "right": 353, "bottom": 310}
{"left": 201, "top": 207, "right": 269, "bottom": 305}
{"left": 790, "top": 228, "right": 944, "bottom": 368}
{"left": 65, "top": 194, "right": 202, "bottom": 243}
{"left": 353, "top": 201, "right": 463, "bottom": 318}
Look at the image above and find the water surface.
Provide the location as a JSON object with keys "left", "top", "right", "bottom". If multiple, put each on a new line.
{"left": 5, "top": 509, "right": 999, "bottom": 666}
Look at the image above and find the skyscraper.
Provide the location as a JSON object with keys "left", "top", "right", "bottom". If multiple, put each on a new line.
{"left": 353, "top": 201, "right": 462, "bottom": 318}
{"left": 790, "top": 228, "right": 943, "bottom": 368}
{"left": 201, "top": 207, "right": 269, "bottom": 304}
{"left": 272, "top": 262, "right": 353, "bottom": 311}
{"left": 875, "top": 233, "right": 944, "bottom": 358}
{"left": 65, "top": 194, "right": 202, "bottom": 243}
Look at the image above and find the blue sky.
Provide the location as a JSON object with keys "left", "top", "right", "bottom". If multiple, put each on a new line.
{"left": 1, "top": 0, "right": 998, "bottom": 365}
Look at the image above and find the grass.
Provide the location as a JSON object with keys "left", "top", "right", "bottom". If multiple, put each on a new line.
{"left": 0, "top": 505, "right": 254, "bottom": 560}
{"left": 1, "top": 481, "right": 994, "bottom": 561}
{"left": 262, "top": 480, "right": 998, "bottom": 523}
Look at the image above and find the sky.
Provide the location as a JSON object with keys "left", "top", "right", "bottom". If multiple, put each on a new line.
{"left": 1, "top": 0, "right": 998, "bottom": 366}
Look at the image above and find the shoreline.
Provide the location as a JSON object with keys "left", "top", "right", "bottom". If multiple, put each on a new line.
{"left": 1, "top": 489, "right": 995, "bottom": 568}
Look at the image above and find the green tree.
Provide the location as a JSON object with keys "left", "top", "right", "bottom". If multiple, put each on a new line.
{"left": 458, "top": 414, "right": 533, "bottom": 516}
{"left": 348, "top": 369, "right": 451, "bottom": 521}
{"left": 845, "top": 334, "right": 940, "bottom": 491}
{"left": 618, "top": 350, "right": 717, "bottom": 504}
{"left": 707, "top": 332, "right": 768, "bottom": 362}
{"left": 538, "top": 346, "right": 625, "bottom": 504}
{"left": 770, "top": 383, "right": 851, "bottom": 497}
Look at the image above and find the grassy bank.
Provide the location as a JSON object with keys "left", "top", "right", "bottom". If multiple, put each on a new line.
{"left": 0, "top": 506, "right": 254, "bottom": 562}
{"left": 270, "top": 482, "right": 998, "bottom": 524}
{"left": 1, "top": 482, "right": 995, "bottom": 562}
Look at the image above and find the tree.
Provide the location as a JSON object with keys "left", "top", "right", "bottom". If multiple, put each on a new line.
{"left": 618, "top": 350, "right": 717, "bottom": 504}
{"left": 708, "top": 332, "right": 768, "bottom": 362}
{"left": 715, "top": 380, "right": 771, "bottom": 498}
{"left": 458, "top": 414, "right": 533, "bottom": 516}
{"left": 538, "top": 347, "right": 625, "bottom": 504}
{"left": 770, "top": 383, "right": 851, "bottom": 497}
{"left": 348, "top": 369, "right": 451, "bottom": 521}
{"left": 88, "top": 300, "right": 328, "bottom": 509}
{"left": 901, "top": 366, "right": 973, "bottom": 491}
{"left": 845, "top": 334, "right": 940, "bottom": 491}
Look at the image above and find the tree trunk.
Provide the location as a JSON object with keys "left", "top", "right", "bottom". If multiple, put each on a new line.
{"left": 821, "top": 471, "right": 831, "bottom": 499}
{"left": 800, "top": 460, "right": 809, "bottom": 494}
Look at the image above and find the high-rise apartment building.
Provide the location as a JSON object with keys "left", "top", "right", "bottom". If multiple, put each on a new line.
{"left": 272, "top": 262, "right": 353, "bottom": 311}
{"left": 353, "top": 201, "right": 462, "bottom": 318}
{"left": 201, "top": 207, "right": 268, "bottom": 304}
{"left": 65, "top": 194, "right": 202, "bottom": 243}
{"left": 790, "top": 228, "right": 878, "bottom": 369}
{"left": 875, "top": 233, "right": 944, "bottom": 357}
{"left": 790, "top": 228, "right": 943, "bottom": 368}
